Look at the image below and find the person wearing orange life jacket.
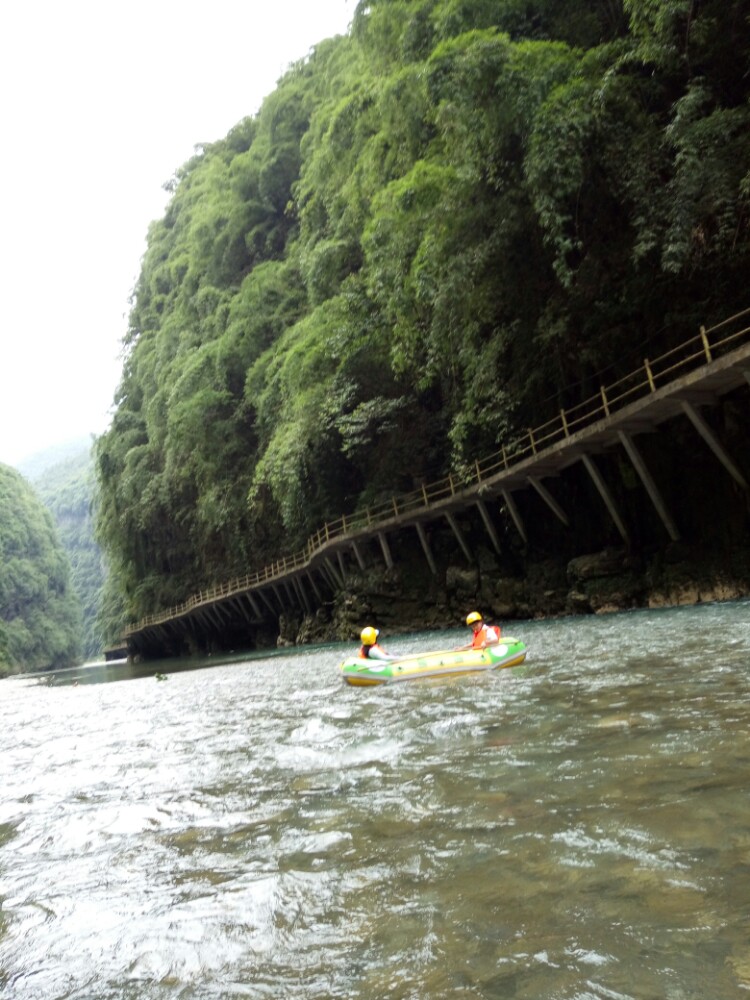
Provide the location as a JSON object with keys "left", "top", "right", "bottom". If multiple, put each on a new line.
{"left": 358, "top": 626, "right": 395, "bottom": 661}
{"left": 456, "top": 611, "right": 502, "bottom": 651}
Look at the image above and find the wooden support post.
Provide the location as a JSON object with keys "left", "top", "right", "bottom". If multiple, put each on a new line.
{"left": 415, "top": 522, "right": 438, "bottom": 576}
{"left": 618, "top": 430, "right": 680, "bottom": 541}
{"left": 501, "top": 489, "right": 527, "bottom": 544}
{"left": 528, "top": 476, "right": 570, "bottom": 527}
{"left": 581, "top": 454, "right": 630, "bottom": 543}
{"left": 352, "top": 540, "right": 367, "bottom": 571}
{"left": 680, "top": 400, "right": 748, "bottom": 489}
{"left": 337, "top": 550, "right": 347, "bottom": 581}
{"left": 378, "top": 531, "right": 394, "bottom": 570}
{"left": 445, "top": 512, "right": 472, "bottom": 563}
{"left": 475, "top": 499, "right": 501, "bottom": 555}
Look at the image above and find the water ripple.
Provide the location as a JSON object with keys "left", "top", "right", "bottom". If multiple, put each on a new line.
{"left": 2, "top": 603, "right": 750, "bottom": 997}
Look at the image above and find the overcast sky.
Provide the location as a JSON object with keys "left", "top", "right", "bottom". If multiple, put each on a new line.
{"left": 0, "top": 0, "right": 355, "bottom": 467}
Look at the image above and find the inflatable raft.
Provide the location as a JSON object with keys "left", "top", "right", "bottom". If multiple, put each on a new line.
{"left": 340, "top": 638, "right": 527, "bottom": 686}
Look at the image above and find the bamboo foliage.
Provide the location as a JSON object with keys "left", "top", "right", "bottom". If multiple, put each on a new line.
{"left": 95, "top": 0, "right": 750, "bottom": 632}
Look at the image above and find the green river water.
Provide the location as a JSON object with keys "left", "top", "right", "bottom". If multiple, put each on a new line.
{"left": 1, "top": 600, "right": 750, "bottom": 999}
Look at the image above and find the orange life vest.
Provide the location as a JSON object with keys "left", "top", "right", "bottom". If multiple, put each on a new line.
{"left": 471, "top": 623, "right": 501, "bottom": 649}
{"left": 359, "top": 642, "right": 389, "bottom": 659}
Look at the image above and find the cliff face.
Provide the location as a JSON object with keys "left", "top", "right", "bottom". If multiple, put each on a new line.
{"left": 97, "top": 1, "right": 750, "bottom": 637}
{"left": 292, "top": 388, "right": 750, "bottom": 644}
{"left": 123, "top": 378, "right": 750, "bottom": 659}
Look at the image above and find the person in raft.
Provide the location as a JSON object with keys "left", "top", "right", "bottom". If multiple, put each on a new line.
{"left": 456, "top": 611, "right": 502, "bottom": 650}
{"left": 359, "top": 626, "right": 395, "bottom": 660}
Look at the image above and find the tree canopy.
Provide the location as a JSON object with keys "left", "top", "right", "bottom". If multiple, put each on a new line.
{"left": 96, "top": 0, "right": 750, "bottom": 623}
{"left": 0, "top": 464, "right": 82, "bottom": 674}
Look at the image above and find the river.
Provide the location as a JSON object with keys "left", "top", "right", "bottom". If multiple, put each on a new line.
{"left": 1, "top": 601, "right": 750, "bottom": 999}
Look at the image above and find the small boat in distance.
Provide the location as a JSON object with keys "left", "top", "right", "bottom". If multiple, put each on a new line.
{"left": 340, "top": 638, "right": 527, "bottom": 686}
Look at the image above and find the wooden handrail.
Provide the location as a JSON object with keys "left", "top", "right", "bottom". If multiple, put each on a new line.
{"left": 124, "top": 308, "right": 750, "bottom": 637}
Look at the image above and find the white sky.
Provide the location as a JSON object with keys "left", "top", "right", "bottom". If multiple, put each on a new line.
{"left": 0, "top": 0, "right": 356, "bottom": 467}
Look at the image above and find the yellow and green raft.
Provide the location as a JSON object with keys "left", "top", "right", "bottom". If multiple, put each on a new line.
{"left": 340, "top": 638, "right": 527, "bottom": 686}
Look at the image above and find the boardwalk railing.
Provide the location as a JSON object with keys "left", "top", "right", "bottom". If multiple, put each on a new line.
{"left": 125, "top": 307, "right": 750, "bottom": 636}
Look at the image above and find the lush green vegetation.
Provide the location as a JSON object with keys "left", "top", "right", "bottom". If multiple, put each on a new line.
{"left": 96, "top": 0, "right": 750, "bottom": 625}
{"left": 30, "top": 447, "right": 106, "bottom": 660}
{"left": 0, "top": 464, "right": 82, "bottom": 675}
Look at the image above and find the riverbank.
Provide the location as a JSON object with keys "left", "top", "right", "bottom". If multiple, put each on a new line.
{"left": 287, "top": 539, "right": 750, "bottom": 646}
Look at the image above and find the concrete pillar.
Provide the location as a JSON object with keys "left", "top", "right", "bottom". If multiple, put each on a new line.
{"left": 351, "top": 541, "right": 367, "bottom": 571}
{"left": 257, "top": 588, "right": 278, "bottom": 616}
{"left": 680, "top": 400, "right": 748, "bottom": 489}
{"left": 528, "top": 476, "right": 569, "bottom": 526}
{"left": 618, "top": 430, "right": 680, "bottom": 541}
{"left": 415, "top": 522, "right": 438, "bottom": 576}
{"left": 581, "top": 454, "right": 630, "bottom": 543}
{"left": 246, "top": 592, "right": 264, "bottom": 619}
{"left": 475, "top": 499, "right": 501, "bottom": 554}
{"left": 378, "top": 532, "right": 394, "bottom": 570}
{"left": 324, "top": 557, "right": 345, "bottom": 588}
{"left": 445, "top": 512, "right": 472, "bottom": 563}
{"left": 306, "top": 571, "right": 323, "bottom": 602}
{"left": 501, "top": 489, "right": 527, "bottom": 544}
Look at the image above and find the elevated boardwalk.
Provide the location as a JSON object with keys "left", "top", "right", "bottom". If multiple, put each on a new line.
{"left": 125, "top": 308, "right": 750, "bottom": 653}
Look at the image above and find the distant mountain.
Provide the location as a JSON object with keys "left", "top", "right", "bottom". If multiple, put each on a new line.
{"left": 25, "top": 442, "right": 106, "bottom": 660}
{"left": 16, "top": 436, "right": 94, "bottom": 481}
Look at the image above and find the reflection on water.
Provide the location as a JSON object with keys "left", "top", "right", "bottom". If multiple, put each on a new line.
{"left": 2, "top": 602, "right": 750, "bottom": 998}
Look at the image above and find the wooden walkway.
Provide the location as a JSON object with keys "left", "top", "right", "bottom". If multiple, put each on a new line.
{"left": 124, "top": 307, "right": 750, "bottom": 649}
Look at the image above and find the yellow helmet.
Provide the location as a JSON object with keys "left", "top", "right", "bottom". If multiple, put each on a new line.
{"left": 360, "top": 626, "right": 379, "bottom": 646}
{"left": 466, "top": 611, "right": 483, "bottom": 626}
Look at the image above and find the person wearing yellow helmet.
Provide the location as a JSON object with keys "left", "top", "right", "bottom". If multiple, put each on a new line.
{"left": 456, "top": 611, "right": 502, "bottom": 651}
{"left": 358, "top": 625, "right": 395, "bottom": 661}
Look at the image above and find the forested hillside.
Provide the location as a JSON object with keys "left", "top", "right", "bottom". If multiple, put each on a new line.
{"left": 31, "top": 448, "right": 106, "bottom": 660}
{"left": 95, "top": 0, "right": 750, "bottom": 631}
{"left": 0, "top": 465, "right": 82, "bottom": 675}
